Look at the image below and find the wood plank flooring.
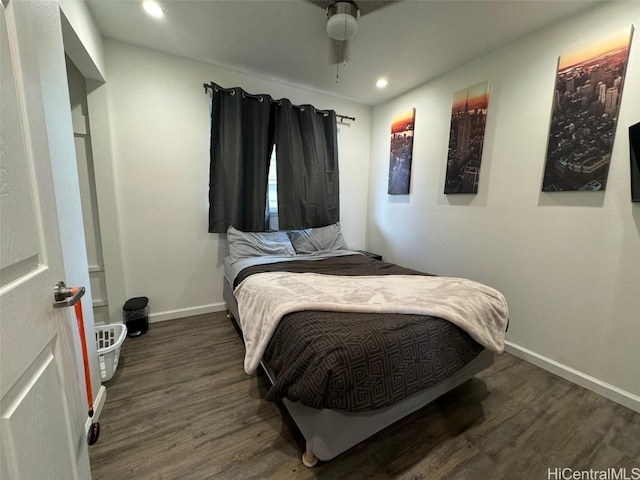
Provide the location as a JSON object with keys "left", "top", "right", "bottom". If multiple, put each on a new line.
{"left": 89, "top": 313, "right": 639, "bottom": 480}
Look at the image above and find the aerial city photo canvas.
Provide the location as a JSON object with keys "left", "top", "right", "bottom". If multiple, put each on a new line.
{"left": 444, "top": 81, "right": 490, "bottom": 194}
{"left": 388, "top": 108, "right": 416, "bottom": 195}
{"left": 542, "top": 25, "right": 634, "bottom": 192}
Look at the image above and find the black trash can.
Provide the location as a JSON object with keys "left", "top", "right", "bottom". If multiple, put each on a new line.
{"left": 123, "top": 297, "right": 149, "bottom": 337}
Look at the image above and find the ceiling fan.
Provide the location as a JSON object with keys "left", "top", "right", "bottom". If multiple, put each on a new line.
{"left": 325, "top": 1, "right": 359, "bottom": 66}
{"left": 309, "top": 1, "right": 399, "bottom": 69}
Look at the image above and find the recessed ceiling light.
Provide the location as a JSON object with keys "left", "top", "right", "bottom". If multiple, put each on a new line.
{"left": 376, "top": 78, "right": 388, "bottom": 89}
{"left": 143, "top": 0, "right": 164, "bottom": 19}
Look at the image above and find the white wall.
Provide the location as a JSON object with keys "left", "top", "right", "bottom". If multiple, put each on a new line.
{"left": 368, "top": 1, "right": 640, "bottom": 410}
{"left": 103, "top": 40, "right": 372, "bottom": 321}
{"left": 60, "top": 0, "right": 105, "bottom": 81}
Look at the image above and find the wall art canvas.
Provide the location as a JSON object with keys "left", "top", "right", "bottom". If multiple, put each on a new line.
{"left": 542, "top": 25, "right": 634, "bottom": 192}
{"left": 388, "top": 108, "right": 415, "bottom": 195}
{"left": 444, "top": 81, "right": 490, "bottom": 194}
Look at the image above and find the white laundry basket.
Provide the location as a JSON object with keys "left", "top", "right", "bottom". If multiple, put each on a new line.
{"left": 95, "top": 323, "right": 127, "bottom": 382}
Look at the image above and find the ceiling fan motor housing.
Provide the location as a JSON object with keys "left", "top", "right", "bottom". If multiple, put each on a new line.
{"left": 327, "top": 1, "right": 359, "bottom": 41}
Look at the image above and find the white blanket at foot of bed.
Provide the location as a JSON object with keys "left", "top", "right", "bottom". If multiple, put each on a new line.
{"left": 234, "top": 272, "right": 509, "bottom": 374}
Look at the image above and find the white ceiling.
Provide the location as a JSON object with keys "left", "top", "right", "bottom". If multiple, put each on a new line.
{"left": 86, "top": 0, "right": 603, "bottom": 106}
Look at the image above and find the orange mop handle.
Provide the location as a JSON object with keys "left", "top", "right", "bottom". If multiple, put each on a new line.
{"left": 72, "top": 288, "right": 94, "bottom": 417}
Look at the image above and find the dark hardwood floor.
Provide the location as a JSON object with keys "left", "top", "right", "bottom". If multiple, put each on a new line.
{"left": 89, "top": 313, "right": 639, "bottom": 479}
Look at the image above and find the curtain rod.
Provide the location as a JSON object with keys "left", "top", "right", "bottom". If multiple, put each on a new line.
{"left": 203, "top": 82, "right": 355, "bottom": 123}
{"left": 336, "top": 114, "right": 356, "bottom": 122}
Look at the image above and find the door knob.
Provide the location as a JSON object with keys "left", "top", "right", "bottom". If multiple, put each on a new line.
{"left": 53, "top": 281, "right": 85, "bottom": 308}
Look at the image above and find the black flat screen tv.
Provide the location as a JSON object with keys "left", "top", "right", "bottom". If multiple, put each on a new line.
{"left": 631, "top": 122, "right": 640, "bottom": 202}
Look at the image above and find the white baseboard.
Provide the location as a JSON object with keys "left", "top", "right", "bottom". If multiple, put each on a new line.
{"left": 505, "top": 341, "right": 640, "bottom": 413}
{"left": 148, "top": 302, "right": 227, "bottom": 324}
{"left": 85, "top": 384, "right": 106, "bottom": 434}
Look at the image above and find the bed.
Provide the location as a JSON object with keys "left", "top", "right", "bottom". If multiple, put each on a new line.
{"left": 222, "top": 224, "right": 508, "bottom": 467}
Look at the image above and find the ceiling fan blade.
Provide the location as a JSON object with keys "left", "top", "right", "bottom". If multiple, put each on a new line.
{"left": 329, "top": 38, "right": 350, "bottom": 64}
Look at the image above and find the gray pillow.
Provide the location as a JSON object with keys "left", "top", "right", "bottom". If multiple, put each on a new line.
{"left": 288, "top": 223, "right": 348, "bottom": 254}
{"left": 227, "top": 226, "right": 295, "bottom": 260}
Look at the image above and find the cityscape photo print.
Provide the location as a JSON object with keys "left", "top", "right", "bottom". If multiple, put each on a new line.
{"left": 542, "top": 25, "right": 634, "bottom": 192}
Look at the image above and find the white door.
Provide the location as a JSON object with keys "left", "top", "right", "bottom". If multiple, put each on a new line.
{"left": 0, "top": 1, "right": 92, "bottom": 479}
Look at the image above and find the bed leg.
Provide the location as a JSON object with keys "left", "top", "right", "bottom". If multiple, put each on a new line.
{"left": 301, "top": 443, "right": 318, "bottom": 468}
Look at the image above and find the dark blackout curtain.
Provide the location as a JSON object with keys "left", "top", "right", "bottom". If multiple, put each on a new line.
{"left": 274, "top": 100, "right": 340, "bottom": 230}
{"left": 208, "top": 86, "right": 273, "bottom": 233}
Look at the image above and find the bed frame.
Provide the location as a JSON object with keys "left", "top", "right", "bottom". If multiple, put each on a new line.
{"left": 223, "top": 278, "right": 494, "bottom": 467}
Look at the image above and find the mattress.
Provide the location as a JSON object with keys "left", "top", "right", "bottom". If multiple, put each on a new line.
{"left": 230, "top": 254, "right": 485, "bottom": 412}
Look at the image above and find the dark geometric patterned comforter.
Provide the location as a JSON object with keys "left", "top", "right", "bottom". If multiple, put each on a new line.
{"left": 234, "top": 255, "right": 485, "bottom": 412}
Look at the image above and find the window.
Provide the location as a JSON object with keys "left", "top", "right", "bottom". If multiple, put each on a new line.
{"left": 267, "top": 147, "right": 279, "bottom": 230}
